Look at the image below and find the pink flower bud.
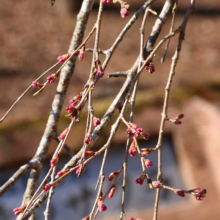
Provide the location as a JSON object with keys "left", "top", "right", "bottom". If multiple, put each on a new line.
{"left": 97, "top": 199, "right": 107, "bottom": 212}
{"left": 120, "top": 8, "right": 129, "bottom": 18}
{"left": 66, "top": 106, "right": 74, "bottom": 114}
{"left": 97, "top": 61, "right": 103, "bottom": 75}
{"left": 47, "top": 73, "right": 58, "bottom": 84}
{"left": 57, "top": 54, "right": 70, "bottom": 63}
{"left": 135, "top": 173, "right": 145, "bottom": 186}
{"left": 50, "top": 154, "right": 59, "bottom": 168}
{"left": 84, "top": 136, "right": 92, "bottom": 145}
{"left": 76, "top": 164, "right": 86, "bottom": 176}
{"left": 59, "top": 128, "right": 69, "bottom": 140}
{"left": 85, "top": 151, "right": 95, "bottom": 157}
{"left": 57, "top": 169, "right": 69, "bottom": 176}
{"left": 128, "top": 217, "right": 135, "bottom": 220}
{"left": 146, "top": 62, "right": 155, "bottom": 74}
{"left": 129, "top": 140, "right": 136, "bottom": 157}
{"left": 32, "top": 81, "right": 43, "bottom": 88}
{"left": 108, "top": 171, "right": 118, "bottom": 181}
{"left": 152, "top": 181, "right": 161, "bottom": 188}
{"left": 144, "top": 159, "right": 154, "bottom": 168}
{"left": 140, "top": 132, "right": 149, "bottom": 140}
{"left": 191, "top": 188, "right": 206, "bottom": 200}
{"left": 43, "top": 184, "right": 51, "bottom": 192}
{"left": 174, "top": 120, "right": 182, "bottom": 125}
{"left": 93, "top": 117, "right": 101, "bottom": 127}
{"left": 178, "top": 113, "right": 184, "bottom": 119}
{"left": 108, "top": 186, "right": 115, "bottom": 198}
{"left": 78, "top": 46, "right": 85, "bottom": 61}
{"left": 13, "top": 205, "right": 26, "bottom": 216}
{"left": 173, "top": 189, "right": 185, "bottom": 197}
{"left": 141, "top": 148, "right": 152, "bottom": 155}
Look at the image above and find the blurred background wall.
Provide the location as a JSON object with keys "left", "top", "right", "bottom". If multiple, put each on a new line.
{"left": 0, "top": 0, "right": 220, "bottom": 219}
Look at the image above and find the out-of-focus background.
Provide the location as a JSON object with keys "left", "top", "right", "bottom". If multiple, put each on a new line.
{"left": 0, "top": 0, "right": 220, "bottom": 219}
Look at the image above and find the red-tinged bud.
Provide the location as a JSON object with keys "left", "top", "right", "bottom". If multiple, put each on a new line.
{"left": 129, "top": 140, "right": 136, "bottom": 157}
{"left": 173, "top": 189, "right": 185, "bottom": 197}
{"left": 174, "top": 120, "right": 182, "bottom": 125}
{"left": 152, "top": 181, "right": 161, "bottom": 188}
{"left": 82, "top": 216, "right": 90, "bottom": 220}
{"left": 32, "top": 81, "right": 43, "bottom": 88}
{"left": 59, "top": 128, "right": 69, "bottom": 140}
{"left": 140, "top": 132, "right": 149, "bottom": 140}
{"left": 178, "top": 114, "right": 184, "bottom": 119}
{"left": 84, "top": 136, "right": 92, "bottom": 145}
{"left": 108, "top": 186, "right": 115, "bottom": 198}
{"left": 135, "top": 173, "right": 145, "bottom": 186}
{"left": 66, "top": 106, "right": 74, "bottom": 114}
{"left": 57, "top": 169, "right": 69, "bottom": 177}
{"left": 127, "top": 129, "right": 134, "bottom": 137}
{"left": 78, "top": 45, "right": 85, "bottom": 61}
{"left": 120, "top": 7, "right": 129, "bottom": 18}
{"left": 128, "top": 217, "right": 135, "bottom": 220}
{"left": 148, "top": 8, "right": 157, "bottom": 15}
{"left": 13, "top": 205, "right": 26, "bottom": 216}
{"left": 141, "top": 148, "right": 152, "bottom": 155}
{"left": 47, "top": 73, "right": 58, "bottom": 84}
{"left": 97, "top": 61, "right": 103, "bottom": 76}
{"left": 50, "top": 154, "right": 59, "bottom": 168}
{"left": 146, "top": 62, "right": 155, "bottom": 74}
{"left": 190, "top": 188, "right": 206, "bottom": 200}
{"left": 76, "top": 164, "right": 86, "bottom": 176}
{"left": 93, "top": 117, "right": 101, "bottom": 127}
{"left": 97, "top": 199, "right": 107, "bottom": 212}
{"left": 141, "top": 152, "right": 147, "bottom": 157}
{"left": 144, "top": 159, "right": 154, "bottom": 168}
{"left": 85, "top": 151, "right": 95, "bottom": 157}
{"left": 57, "top": 54, "right": 70, "bottom": 63}
{"left": 103, "top": 0, "right": 110, "bottom": 2}
{"left": 108, "top": 171, "right": 118, "bottom": 181}
{"left": 43, "top": 184, "right": 51, "bottom": 192}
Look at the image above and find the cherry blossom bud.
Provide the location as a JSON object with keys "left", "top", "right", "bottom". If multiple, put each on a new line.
{"left": 140, "top": 132, "right": 149, "bottom": 140}
{"left": 173, "top": 189, "right": 185, "bottom": 197}
{"left": 57, "top": 54, "right": 70, "bottom": 63}
{"left": 174, "top": 120, "right": 182, "bottom": 125}
{"left": 152, "top": 181, "right": 161, "bottom": 188}
{"left": 50, "top": 154, "right": 59, "bottom": 168}
{"left": 129, "top": 140, "right": 137, "bottom": 157}
{"left": 13, "top": 205, "right": 26, "bottom": 216}
{"left": 146, "top": 62, "right": 155, "bottom": 74}
{"left": 82, "top": 216, "right": 90, "bottom": 220}
{"left": 178, "top": 114, "right": 184, "bottom": 119}
{"left": 84, "top": 136, "right": 92, "bottom": 145}
{"left": 85, "top": 151, "right": 95, "bottom": 157}
{"left": 97, "top": 199, "right": 107, "bottom": 212}
{"left": 108, "top": 186, "right": 115, "bottom": 198}
{"left": 108, "top": 171, "right": 118, "bottom": 181}
{"left": 93, "top": 117, "right": 101, "bottom": 127}
{"left": 128, "top": 217, "right": 135, "bottom": 220}
{"left": 47, "top": 73, "right": 58, "bottom": 84}
{"left": 32, "top": 81, "right": 43, "bottom": 88}
{"left": 191, "top": 188, "right": 206, "bottom": 200}
{"left": 69, "top": 95, "right": 81, "bottom": 107}
{"left": 78, "top": 45, "right": 85, "bottom": 61}
{"left": 57, "top": 169, "right": 69, "bottom": 177}
{"left": 59, "top": 128, "right": 69, "bottom": 140}
{"left": 76, "top": 164, "right": 86, "bottom": 176}
{"left": 144, "top": 159, "right": 154, "bottom": 168}
{"left": 97, "top": 60, "right": 103, "bottom": 75}
{"left": 120, "top": 8, "right": 129, "bottom": 18}
{"left": 141, "top": 148, "right": 152, "bottom": 156}
{"left": 135, "top": 173, "right": 145, "bottom": 186}
{"left": 43, "top": 184, "right": 51, "bottom": 192}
